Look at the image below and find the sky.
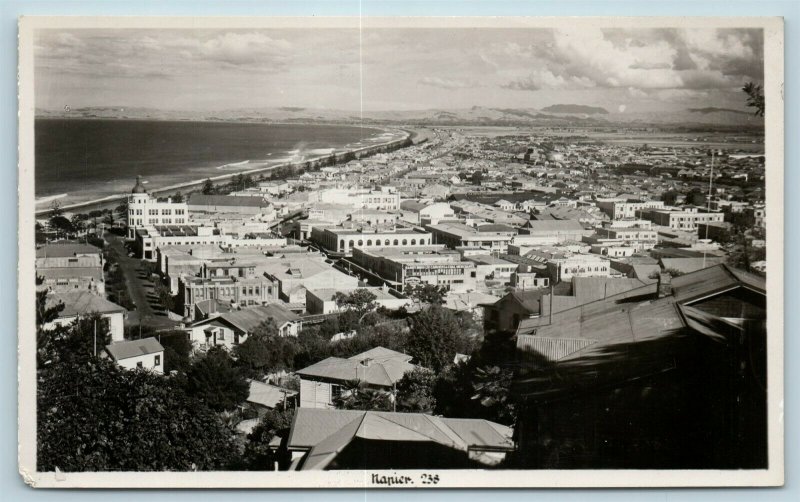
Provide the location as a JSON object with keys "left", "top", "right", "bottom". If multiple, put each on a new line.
{"left": 33, "top": 26, "right": 764, "bottom": 114}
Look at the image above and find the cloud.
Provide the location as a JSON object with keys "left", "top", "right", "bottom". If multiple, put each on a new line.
{"left": 503, "top": 70, "right": 596, "bottom": 91}
{"left": 418, "top": 76, "right": 471, "bottom": 89}
{"left": 498, "top": 27, "right": 762, "bottom": 94}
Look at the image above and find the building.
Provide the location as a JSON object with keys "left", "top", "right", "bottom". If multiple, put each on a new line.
{"left": 296, "top": 347, "right": 415, "bottom": 409}
{"left": 513, "top": 265, "right": 766, "bottom": 469}
{"left": 186, "top": 303, "right": 302, "bottom": 349}
{"left": 179, "top": 259, "right": 280, "bottom": 320}
{"left": 595, "top": 199, "right": 665, "bottom": 220}
{"left": 592, "top": 226, "right": 658, "bottom": 250}
{"left": 187, "top": 193, "right": 272, "bottom": 215}
{"left": 127, "top": 176, "right": 189, "bottom": 238}
{"left": 351, "top": 245, "right": 476, "bottom": 293}
{"left": 105, "top": 337, "right": 164, "bottom": 374}
{"left": 305, "top": 287, "right": 409, "bottom": 315}
{"left": 310, "top": 225, "right": 433, "bottom": 256}
{"left": 42, "top": 291, "right": 127, "bottom": 343}
{"left": 261, "top": 256, "right": 359, "bottom": 304}
{"left": 285, "top": 408, "right": 514, "bottom": 470}
{"left": 399, "top": 201, "right": 456, "bottom": 225}
{"left": 36, "top": 242, "right": 105, "bottom": 294}
{"left": 515, "top": 219, "right": 592, "bottom": 245}
{"left": 523, "top": 249, "right": 612, "bottom": 283}
{"left": 641, "top": 207, "right": 725, "bottom": 231}
{"left": 427, "top": 222, "right": 516, "bottom": 254}
{"left": 246, "top": 380, "right": 299, "bottom": 416}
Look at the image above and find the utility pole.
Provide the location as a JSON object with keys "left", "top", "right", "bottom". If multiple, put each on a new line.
{"left": 93, "top": 319, "right": 97, "bottom": 357}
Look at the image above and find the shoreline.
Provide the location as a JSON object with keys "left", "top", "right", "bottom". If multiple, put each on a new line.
{"left": 35, "top": 126, "right": 412, "bottom": 216}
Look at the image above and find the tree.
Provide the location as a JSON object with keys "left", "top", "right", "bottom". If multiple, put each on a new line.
{"left": 240, "top": 407, "right": 296, "bottom": 470}
{"left": 186, "top": 347, "right": 249, "bottom": 412}
{"left": 742, "top": 82, "right": 765, "bottom": 117}
{"left": 661, "top": 191, "right": 679, "bottom": 206}
{"left": 406, "top": 305, "right": 467, "bottom": 372}
{"left": 49, "top": 200, "right": 63, "bottom": 219}
{"left": 405, "top": 283, "right": 447, "bottom": 305}
{"left": 201, "top": 178, "right": 215, "bottom": 195}
{"left": 395, "top": 367, "right": 437, "bottom": 413}
{"left": 333, "top": 288, "right": 377, "bottom": 321}
{"left": 469, "top": 365, "right": 516, "bottom": 426}
{"left": 333, "top": 380, "right": 394, "bottom": 411}
{"left": 36, "top": 278, "right": 64, "bottom": 328}
{"left": 157, "top": 330, "right": 193, "bottom": 374}
{"left": 234, "top": 319, "right": 298, "bottom": 376}
{"left": 38, "top": 357, "right": 237, "bottom": 471}
{"left": 49, "top": 215, "right": 75, "bottom": 238}
{"left": 172, "top": 191, "right": 184, "bottom": 203}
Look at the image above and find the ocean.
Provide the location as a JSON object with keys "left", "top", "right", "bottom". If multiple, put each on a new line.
{"left": 34, "top": 119, "right": 394, "bottom": 207}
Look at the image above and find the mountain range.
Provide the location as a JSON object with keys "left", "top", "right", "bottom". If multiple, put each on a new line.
{"left": 36, "top": 104, "right": 764, "bottom": 128}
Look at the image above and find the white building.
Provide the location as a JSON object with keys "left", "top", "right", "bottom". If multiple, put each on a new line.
{"left": 127, "top": 176, "right": 189, "bottom": 238}
{"left": 105, "top": 337, "right": 164, "bottom": 374}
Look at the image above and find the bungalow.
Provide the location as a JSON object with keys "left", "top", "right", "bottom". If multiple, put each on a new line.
{"left": 105, "top": 337, "right": 164, "bottom": 374}
{"left": 42, "top": 291, "right": 126, "bottom": 342}
{"left": 186, "top": 303, "right": 302, "bottom": 349}
{"left": 296, "top": 347, "right": 415, "bottom": 409}
{"left": 285, "top": 408, "right": 515, "bottom": 470}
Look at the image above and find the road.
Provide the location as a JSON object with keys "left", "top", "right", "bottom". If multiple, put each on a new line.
{"left": 104, "top": 232, "right": 180, "bottom": 330}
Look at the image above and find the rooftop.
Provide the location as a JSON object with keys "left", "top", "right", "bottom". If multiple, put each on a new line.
{"left": 45, "top": 291, "right": 126, "bottom": 317}
{"left": 36, "top": 242, "right": 102, "bottom": 258}
{"left": 296, "top": 346, "right": 414, "bottom": 387}
{"left": 106, "top": 337, "right": 163, "bottom": 361}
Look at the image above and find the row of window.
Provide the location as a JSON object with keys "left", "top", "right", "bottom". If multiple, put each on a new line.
{"left": 340, "top": 237, "right": 429, "bottom": 249}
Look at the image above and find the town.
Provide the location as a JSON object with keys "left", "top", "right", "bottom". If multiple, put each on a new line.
{"left": 35, "top": 124, "right": 768, "bottom": 472}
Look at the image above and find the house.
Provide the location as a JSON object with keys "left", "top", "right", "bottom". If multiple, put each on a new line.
{"left": 296, "top": 347, "right": 415, "bottom": 409}
{"left": 186, "top": 303, "right": 302, "bottom": 349}
{"left": 246, "top": 379, "right": 299, "bottom": 416}
{"left": 399, "top": 200, "right": 456, "bottom": 225}
{"left": 105, "top": 337, "right": 164, "bottom": 374}
{"left": 42, "top": 291, "right": 127, "bottom": 342}
{"left": 513, "top": 265, "right": 766, "bottom": 469}
{"left": 285, "top": 408, "right": 515, "bottom": 470}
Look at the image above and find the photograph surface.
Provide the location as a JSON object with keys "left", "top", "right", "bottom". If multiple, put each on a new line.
{"left": 18, "top": 16, "right": 784, "bottom": 488}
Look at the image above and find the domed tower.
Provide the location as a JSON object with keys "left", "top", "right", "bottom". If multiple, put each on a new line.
{"left": 127, "top": 176, "right": 150, "bottom": 237}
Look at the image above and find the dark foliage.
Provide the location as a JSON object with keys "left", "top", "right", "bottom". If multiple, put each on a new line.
{"left": 186, "top": 347, "right": 249, "bottom": 412}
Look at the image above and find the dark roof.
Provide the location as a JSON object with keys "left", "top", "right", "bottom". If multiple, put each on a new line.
{"left": 131, "top": 175, "right": 147, "bottom": 194}
{"left": 36, "top": 242, "right": 102, "bottom": 258}
{"left": 296, "top": 347, "right": 414, "bottom": 387}
{"left": 188, "top": 194, "right": 269, "bottom": 208}
{"left": 45, "top": 291, "right": 126, "bottom": 317}
{"left": 191, "top": 303, "right": 300, "bottom": 332}
{"left": 105, "top": 337, "right": 163, "bottom": 360}
{"left": 287, "top": 409, "right": 513, "bottom": 470}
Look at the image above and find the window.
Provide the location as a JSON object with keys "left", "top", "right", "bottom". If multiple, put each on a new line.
{"left": 331, "top": 384, "right": 343, "bottom": 400}
{"left": 218, "top": 331, "right": 225, "bottom": 341}
{"left": 402, "top": 239, "right": 407, "bottom": 245}
{"left": 410, "top": 239, "right": 416, "bottom": 245}
{"left": 394, "top": 239, "right": 399, "bottom": 246}
{"left": 367, "top": 240, "right": 373, "bottom": 246}
{"left": 154, "top": 355, "right": 161, "bottom": 366}
{"left": 162, "top": 209, "right": 172, "bottom": 215}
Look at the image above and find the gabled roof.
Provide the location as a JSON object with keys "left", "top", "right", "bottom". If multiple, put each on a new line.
{"left": 105, "top": 337, "right": 163, "bottom": 361}
{"left": 288, "top": 409, "right": 514, "bottom": 470}
{"left": 190, "top": 303, "right": 300, "bottom": 333}
{"left": 522, "top": 219, "right": 585, "bottom": 232}
{"left": 296, "top": 346, "right": 414, "bottom": 387}
{"left": 45, "top": 291, "right": 126, "bottom": 317}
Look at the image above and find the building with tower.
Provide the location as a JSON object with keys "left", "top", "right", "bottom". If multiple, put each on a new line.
{"left": 126, "top": 176, "right": 189, "bottom": 239}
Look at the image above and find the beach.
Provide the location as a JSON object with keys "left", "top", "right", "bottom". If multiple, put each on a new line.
{"left": 35, "top": 122, "right": 410, "bottom": 216}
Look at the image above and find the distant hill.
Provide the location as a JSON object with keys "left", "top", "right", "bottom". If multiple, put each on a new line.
{"left": 541, "top": 104, "right": 609, "bottom": 115}
{"left": 36, "top": 103, "right": 763, "bottom": 129}
{"left": 688, "top": 107, "right": 751, "bottom": 115}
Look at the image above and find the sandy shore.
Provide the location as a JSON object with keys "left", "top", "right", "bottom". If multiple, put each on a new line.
{"left": 35, "top": 127, "right": 411, "bottom": 216}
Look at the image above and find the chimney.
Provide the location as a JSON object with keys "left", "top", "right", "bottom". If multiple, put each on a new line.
{"left": 657, "top": 273, "right": 672, "bottom": 298}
